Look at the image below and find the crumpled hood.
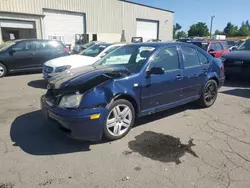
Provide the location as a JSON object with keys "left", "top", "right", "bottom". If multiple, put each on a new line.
{"left": 44, "top": 55, "right": 96, "bottom": 68}
{"left": 48, "top": 65, "right": 131, "bottom": 91}
{"left": 222, "top": 50, "right": 250, "bottom": 61}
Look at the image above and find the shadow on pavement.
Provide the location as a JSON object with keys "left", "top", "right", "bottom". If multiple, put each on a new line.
{"left": 28, "top": 79, "right": 48, "bottom": 89}
{"left": 10, "top": 110, "right": 92, "bottom": 155}
{"left": 221, "top": 88, "right": 250, "bottom": 99}
{"left": 10, "top": 103, "right": 199, "bottom": 156}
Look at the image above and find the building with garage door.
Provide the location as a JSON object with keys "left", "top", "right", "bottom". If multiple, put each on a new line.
{"left": 0, "top": 0, "right": 173, "bottom": 47}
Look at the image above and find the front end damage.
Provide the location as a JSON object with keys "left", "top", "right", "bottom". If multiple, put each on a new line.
{"left": 41, "top": 65, "right": 132, "bottom": 141}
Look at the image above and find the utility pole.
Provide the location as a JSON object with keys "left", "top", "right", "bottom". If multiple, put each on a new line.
{"left": 210, "top": 16, "right": 215, "bottom": 38}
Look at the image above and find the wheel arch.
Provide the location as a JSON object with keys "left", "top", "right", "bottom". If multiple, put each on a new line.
{"left": 113, "top": 94, "right": 139, "bottom": 116}
{"left": 0, "top": 61, "right": 8, "bottom": 76}
{"left": 0, "top": 61, "right": 8, "bottom": 70}
{"left": 207, "top": 74, "right": 219, "bottom": 86}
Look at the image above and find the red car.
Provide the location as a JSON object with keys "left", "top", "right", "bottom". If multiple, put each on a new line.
{"left": 188, "top": 40, "right": 230, "bottom": 58}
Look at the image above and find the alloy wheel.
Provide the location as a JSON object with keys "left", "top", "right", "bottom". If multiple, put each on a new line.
{"left": 0, "top": 65, "right": 4, "bottom": 77}
{"left": 106, "top": 104, "right": 133, "bottom": 137}
{"left": 204, "top": 82, "right": 217, "bottom": 103}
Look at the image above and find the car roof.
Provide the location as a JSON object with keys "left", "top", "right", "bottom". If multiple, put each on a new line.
{"left": 189, "top": 40, "right": 226, "bottom": 43}
{"left": 124, "top": 42, "right": 195, "bottom": 48}
{"left": 13, "top": 39, "right": 62, "bottom": 43}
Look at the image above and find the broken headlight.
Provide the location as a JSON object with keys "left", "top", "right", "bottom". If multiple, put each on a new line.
{"left": 59, "top": 94, "right": 83, "bottom": 109}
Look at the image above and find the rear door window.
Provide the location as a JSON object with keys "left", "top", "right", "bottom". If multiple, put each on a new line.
{"left": 182, "top": 47, "right": 200, "bottom": 68}
{"left": 196, "top": 50, "right": 209, "bottom": 65}
{"left": 48, "top": 41, "right": 64, "bottom": 50}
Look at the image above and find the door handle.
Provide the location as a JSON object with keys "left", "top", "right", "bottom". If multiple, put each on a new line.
{"left": 176, "top": 74, "right": 183, "bottom": 79}
{"left": 28, "top": 52, "right": 35, "bottom": 56}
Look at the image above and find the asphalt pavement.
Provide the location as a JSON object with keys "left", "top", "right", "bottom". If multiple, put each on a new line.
{"left": 0, "top": 73, "right": 250, "bottom": 188}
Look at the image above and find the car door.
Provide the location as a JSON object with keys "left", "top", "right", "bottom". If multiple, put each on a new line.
{"left": 140, "top": 46, "right": 184, "bottom": 112}
{"left": 181, "top": 46, "right": 203, "bottom": 99}
{"left": 209, "top": 43, "right": 223, "bottom": 58}
{"left": 33, "top": 41, "right": 55, "bottom": 68}
{"left": 196, "top": 49, "right": 211, "bottom": 85}
{"left": 7, "top": 41, "right": 36, "bottom": 71}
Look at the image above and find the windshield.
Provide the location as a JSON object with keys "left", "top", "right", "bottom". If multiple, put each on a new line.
{"left": 237, "top": 40, "right": 250, "bottom": 50}
{"left": 95, "top": 45, "right": 156, "bottom": 73}
{"left": 190, "top": 42, "right": 209, "bottom": 51}
{"left": 0, "top": 41, "right": 16, "bottom": 52}
{"left": 82, "top": 42, "right": 97, "bottom": 49}
{"left": 80, "top": 44, "right": 111, "bottom": 57}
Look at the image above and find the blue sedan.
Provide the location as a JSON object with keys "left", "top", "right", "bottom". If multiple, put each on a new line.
{"left": 41, "top": 42, "right": 225, "bottom": 141}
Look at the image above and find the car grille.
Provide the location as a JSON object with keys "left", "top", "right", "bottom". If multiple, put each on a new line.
{"left": 45, "top": 89, "right": 62, "bottom": 106}
{"left": 44, "top": 65, "right": 54, "bottom": 73}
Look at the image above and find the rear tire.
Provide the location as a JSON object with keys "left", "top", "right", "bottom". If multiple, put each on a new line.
{"left": 103, "top": 99, "right": 135, "bottom": 141}
{"left": 199, "top": 80, "right": 218, "bottom": 108}
{"left": 0, "top": 63, "right": 7, "bottom": 78}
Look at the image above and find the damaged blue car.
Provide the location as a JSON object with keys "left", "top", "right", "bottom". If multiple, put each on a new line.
{"left": 41, "top": 42, "right": 225, "bottom": 141}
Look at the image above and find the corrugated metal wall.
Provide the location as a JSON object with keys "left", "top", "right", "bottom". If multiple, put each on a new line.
{"left": 0, "top": 0, "right": 173, "bottom": 41}
{"left": 0, "top": 0, "right": 122, "bottom": 34}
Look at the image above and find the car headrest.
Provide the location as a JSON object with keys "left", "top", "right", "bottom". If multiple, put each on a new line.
{"left": 140, "top": 50, "right": 151, "bottom": 58}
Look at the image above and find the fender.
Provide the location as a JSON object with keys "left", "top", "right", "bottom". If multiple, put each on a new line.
{"left": 198, "top": 72, "right": 219, "bottom": 95}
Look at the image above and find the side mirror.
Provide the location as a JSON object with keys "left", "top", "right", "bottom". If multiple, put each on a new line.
{"left": 146, "top": 67, "right": 164, "bottom": 77}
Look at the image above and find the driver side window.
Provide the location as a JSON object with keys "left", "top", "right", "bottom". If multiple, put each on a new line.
{"left": 149, "top": 47, "right": 180, "bottom": 72}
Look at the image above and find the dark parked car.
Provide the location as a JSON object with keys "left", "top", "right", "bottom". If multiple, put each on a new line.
{"left": 71, "top": 41, "right": 103, "bottom": 54}
{"left": 41, "top": 42, "right": 225, "bottom": 141}
{"left": 188, "top": 40, "right": 230, "bottom": 58}
{"left": 0, "top": 39, "right": 69, "bottom": 77}
{"left": 226, "top": 40, "right": 237, "bottom": 47}
{"left": 222, "top": 39, "right": 250, "bottom": 78}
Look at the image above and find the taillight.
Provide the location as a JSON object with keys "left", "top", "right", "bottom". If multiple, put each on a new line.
{"left": 222, "top": 63, "right": 225, "bottom": 72}
{"left": 65, "top": 47, "right": 69, "bottom": 53}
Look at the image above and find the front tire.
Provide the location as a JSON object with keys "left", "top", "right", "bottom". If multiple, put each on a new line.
{"left": 0, "top": 63, "right": 7, "bottom": 78}
{"left": 103, "top": 99, "right": 135, "bottom": 141}
{"left": 199, "top": 80, "right": 218, "bottom": 108}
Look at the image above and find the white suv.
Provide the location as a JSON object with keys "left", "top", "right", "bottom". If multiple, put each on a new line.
{"left": 43, "top": 43, "right": 124, "bottom": 79}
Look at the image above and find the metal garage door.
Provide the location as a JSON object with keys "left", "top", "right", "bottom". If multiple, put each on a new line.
{"left": 136, "top": 19, "right": 158, "bottom": 42}
{"left": 44, "top": 10, "right": 84, "bottom": 46}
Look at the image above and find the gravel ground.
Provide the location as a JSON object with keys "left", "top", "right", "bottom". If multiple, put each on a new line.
{"left": 0, "top": 73, "right": 250, "bottom": 188}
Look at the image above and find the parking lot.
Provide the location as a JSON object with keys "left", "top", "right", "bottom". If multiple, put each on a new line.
{"left": 0, "top": 73, "right": 250, "bottom": 188}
